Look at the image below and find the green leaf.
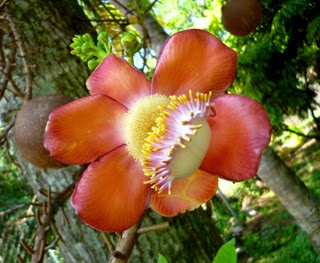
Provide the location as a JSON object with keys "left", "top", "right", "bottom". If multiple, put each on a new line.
{"left": 158, "top": 253, "right": 168, "bottom": 263}
{"left": 212, "top": 238, "right": 237, "bottom": 263}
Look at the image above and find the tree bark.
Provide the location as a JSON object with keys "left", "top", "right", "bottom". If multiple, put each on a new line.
{"left": 258, "top": 147, "right": 320, "bottom": 254}
{"left": 4, "top": 0, "right": 110, "bottom": 261}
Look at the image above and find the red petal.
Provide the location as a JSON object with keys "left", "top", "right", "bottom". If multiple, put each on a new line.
{"left": 44, "top": 95, "right": 127, "bottom": 164}
{"left": 151, "top": 29, "right": 237, "bottom": 96}
{"left": 87, "top": 54, "right": 151, "bottom": 108}
{"left": 150, "top": 170, "right": 218, "bottom": 217}
{"left": 71, "top": 146, "right": 151, "bottom": 232}
{"left": 201, "top": 94, "right": 272, "bottom": 181}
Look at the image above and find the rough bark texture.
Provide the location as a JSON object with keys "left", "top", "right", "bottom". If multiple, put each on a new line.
{"left": 5, "top": 0, "right": 108, "bottom": 261}
{"left": 4, "top": 0, "right": 223, "bottom": 262}
{"left": 258, "top": 147, "right": 320, "bottom": 254}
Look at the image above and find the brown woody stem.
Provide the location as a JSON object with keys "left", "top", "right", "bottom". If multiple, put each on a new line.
{"left": 110, "top": 220, "right": 141, "bottom": 263}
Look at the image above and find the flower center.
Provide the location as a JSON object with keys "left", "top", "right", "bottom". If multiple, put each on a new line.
{"left": 124, "top": 94, "right": 171, "bottom": 161}
{"left": 142, "top": 91, "right": 214, "bottom": 194}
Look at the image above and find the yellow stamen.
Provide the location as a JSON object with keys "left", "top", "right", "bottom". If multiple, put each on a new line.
{"left": 123, "top": 94, "right": 170, "bottom": 162}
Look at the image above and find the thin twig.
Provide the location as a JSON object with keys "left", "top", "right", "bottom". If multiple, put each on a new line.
{"left": 6, "top": 10, "right": 32, "bottom": 101}
{"left": 0, "top": 119, "right": 14, "bottom": 143}
{"left": 144, "top": 0, "right": 158, "bottom": 14}
{"left": 137, "top": 222, "right": 170, "bottom": 235}
{"left": 283, "top": 127, "right": 320, "bottom": 139}
{"left": 101, "top": 232, "right": 115, "bottom": 253}
{"left": 0, "top": 29, "right": 16, "bottom": 98}
{"left": 0, "top": 203, "right": 29, "bottom": 220}
{"left": 18, "top": 184, "right": 74, "bottom": 262}
{"left": 9, "top": 77, "right": 25, "bottom": 97}
{"left": 0, "top": 0, "right": 10, "bottom": 9}
{"left": 310, "top": 107, "right": 320, "bottom": 132}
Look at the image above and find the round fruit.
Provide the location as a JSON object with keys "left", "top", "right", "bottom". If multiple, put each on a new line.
{"left": 222, "top": 0, "right": 262, "bottom": 37}
{"left": 14, "top": 94, "right": 73, "bottom": 168}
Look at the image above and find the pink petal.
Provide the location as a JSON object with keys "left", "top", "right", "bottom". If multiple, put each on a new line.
{"left": 150, "top": 170, "right": 218, "bottom": 217}
{"left": 87, "top": 54, "right": 151, "bottom": 108}
{"left": 200, "top": 94, "right": 272, "bottom": 181}
{"left": 44, "top": 95, "right": 127, "bottom": 165}
{"left": 151, "top": 29, "right": 237, "bottom": 96}
{"left": 71, "top": 146, "right": 151, "bottom": 232}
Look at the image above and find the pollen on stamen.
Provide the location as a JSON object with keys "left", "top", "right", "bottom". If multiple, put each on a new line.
{"left": 142, "top": 90, "right": 214, "bottom": 195}
{"left": 123, "top": 94, "right": 171, "bottom": 162}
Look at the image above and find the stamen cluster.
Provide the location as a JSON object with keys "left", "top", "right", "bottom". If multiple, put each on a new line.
{"left": 143, "top": 91, "right": 214, "bottom": 194}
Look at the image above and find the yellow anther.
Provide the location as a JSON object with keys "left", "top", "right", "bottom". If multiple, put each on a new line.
{"left": 182, "top": 120, "right": 189, "bottom": 125}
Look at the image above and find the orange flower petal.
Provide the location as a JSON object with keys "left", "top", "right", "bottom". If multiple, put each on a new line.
{"left": 71, "top": 146, "right": 151, "bottom": 232}
{"left": 44, "top": 95, "right": 127, "bottom": 164}
{"left": 150, "top": 170, "right": 218, "bottom": 217}
{"left": 87, "top": 54, "right": 151, "bottom": 108}
{"left": 201, "top": 94, "right": 272, "bottom": 182}
{"left": 151, "top": 29, "right": 237, "bottom": 96}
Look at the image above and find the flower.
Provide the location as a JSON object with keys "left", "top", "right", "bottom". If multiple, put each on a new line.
{"left": 44, "top": 29, "right": 272, "bottom": 232}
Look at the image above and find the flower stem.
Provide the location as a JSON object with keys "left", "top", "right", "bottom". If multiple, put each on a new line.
{"left": 137, "top": 222, "right": 170, "bottom": 235}
{"left": 108, "top": 219, "right": 170, "bottom": 262}
{"left": 109, "top": 220, "right": 141, "bottom": 263}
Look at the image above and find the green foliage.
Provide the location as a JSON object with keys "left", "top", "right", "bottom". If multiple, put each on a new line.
{"left": 0, "top": 153, "right": 34, "bottom": 261}
{"left": 0, "top": 154, "right": 32, "bottom": 211}
{"left": 242, "top": 219, "right": 298, "bottom": 257}
{"left": 270, "top": 232, "right": 320, "bottom": 263}
{"left": 307, "top": 15, "right": 320, "bottom": 44}
{"left": 153, "top": 0, "right": 218, "bottom": 34}
{"left": 226, "top": 0, "right": 320, "bottom": 133}
{"left": 157, "top": 239, "right": 238, "bottom": 263}
{"left": 158, "top": 253, "right": 169, "bottom": 263}
{"left": 212, "top": 238, "right": 237, "bottom": 263}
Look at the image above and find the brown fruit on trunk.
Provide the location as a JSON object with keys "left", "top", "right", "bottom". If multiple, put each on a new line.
{"left": 222, "top": 0, "right": 262, "bottom": 37}
{"left": 14, "top": 94, "right": 73, "bottom": 168}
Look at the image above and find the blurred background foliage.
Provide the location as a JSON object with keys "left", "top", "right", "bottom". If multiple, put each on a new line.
{"left": 1, "top": 0, "right": 320, "bottom": 262}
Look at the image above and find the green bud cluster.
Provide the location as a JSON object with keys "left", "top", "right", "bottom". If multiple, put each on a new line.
{"left": 120, "top": 32, "right": 142, "bottom": 57}
{"left": 70, "top": 32, "right": 111, "bottom": 70}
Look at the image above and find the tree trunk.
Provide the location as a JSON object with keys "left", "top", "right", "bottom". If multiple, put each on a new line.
{"left": 258, "top": 147, "right": 320, "bottom": 254}
{"left": 3, "top": 0, "right": 223, "bottom": 262}
{"left": 4, "top": 0, "right": 110, "bottom": 261}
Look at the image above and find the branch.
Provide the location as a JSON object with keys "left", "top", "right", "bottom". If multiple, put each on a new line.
{"left": 20, "top": 184, "right": 74, "bottom": 263}
{"left": 110, "top": 220, "right": 141, "bottom": 263}
{"left": 0, "top": 28, "right": 16, "bottom": 99}
{"left": 6, "top": 10, "right": 32, "bottom": 101}
{"left": 109, "top": 218, "right": 170, "bottom": 262}
{"left": 8, "top": 77, "right": 25, "bottom": 97}
{"left": 0, "top": 203, "right": 29, "bottom": 220}
{"left": 144, "top": 0, "right": 158, "bottom": 14}
{"left": 137, "top": 222, "right": 170, "bottom": 235}
{"left": 0, "top": 119, "right": 14, "bottom": 144}
{"left": 310, "top": 107, "right": 320, "bottom": 132}
{"left": 101, "top": 232, "right": 115, "bottom": 253}
{"left": 0, "top": 0, "right": 10, "bottom": 9}
{"left": 283, "top": 127, "right": 320, "bottom": 140}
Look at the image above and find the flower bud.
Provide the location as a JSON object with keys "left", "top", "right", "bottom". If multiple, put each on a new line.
{"left": 88, "top": 59, "right": 101, "bottom": 71}
{"left": 121, "top": 32, "right": 142, "bottom": 56}
{"left": 82, "top": 33, "right": 95, "bottom": 46}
